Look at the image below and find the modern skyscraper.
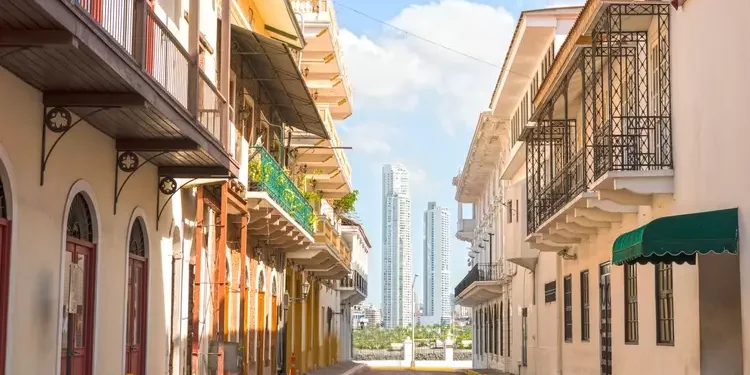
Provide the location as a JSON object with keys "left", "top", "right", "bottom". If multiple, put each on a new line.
{"left": 382, "top": 164, "right": 413, "bottom": 328}
{"left": 423, "top": 202, "right": 451, "bottom": 325}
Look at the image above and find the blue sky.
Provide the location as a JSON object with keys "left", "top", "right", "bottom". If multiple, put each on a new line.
{"left": 332, "top": 0, "right": 580, "bottom": 309}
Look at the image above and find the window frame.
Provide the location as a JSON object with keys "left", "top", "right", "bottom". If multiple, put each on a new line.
{"left": 580, "top": 270, "right": 590, "bottom": 341}
{"left": 655, "top": 262, "right": 674, "bottom": 345}
{"left": 625, "top": 263, "right": 639, "bottom": 344}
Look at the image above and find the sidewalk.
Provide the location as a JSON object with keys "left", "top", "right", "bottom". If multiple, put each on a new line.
{"left": 304, "top": 361, "right": 367, "bottom": 375}
{"left": 466, "top": 370, "right": 513, "bottom": 375}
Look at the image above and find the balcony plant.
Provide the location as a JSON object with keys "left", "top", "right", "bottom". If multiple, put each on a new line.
{"left": 332, "top": 190, "right": 359, "bottom": 216}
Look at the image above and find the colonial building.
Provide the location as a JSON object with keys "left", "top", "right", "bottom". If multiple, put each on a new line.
{"left": 0, "top": 0, "right": 364, "bottom": 375}
{"left": 455, "top": 1, "right": 745, "bottom": 375}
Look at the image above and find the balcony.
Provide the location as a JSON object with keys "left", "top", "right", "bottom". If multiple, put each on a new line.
{"left": 338, "top": 269, "right": 367, "bottom": 305}
{"left": 454, "top": 263, "right": 509, "bottom": 307}
{"left": 291, "top": 0, "right": 353, "bottom": 119}
{"left": 245, "top": 146, "right": 314, "bottom": 250}
{"left": 456, "top": 218, "right": 476, "bottom": 242}
{"left": 525, "top": 3, "right": 674, "bottom": 251}
{"left": 0, "top": 0, "right": 239, "bottom": 183}
{"left": 290, "top": 107, "right": 352, "bottom": 199}
{"left": 287, "top": 200, "right": 351, "bottom": 279}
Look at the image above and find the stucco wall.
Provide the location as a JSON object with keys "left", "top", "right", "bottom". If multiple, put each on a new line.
{"left": 0, "top": 67, "right": 191, "bottom": 375}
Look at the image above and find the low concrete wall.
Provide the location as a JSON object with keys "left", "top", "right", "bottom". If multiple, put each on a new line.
{"left": 355, "top": 360, "right": 473, "bottom": 370}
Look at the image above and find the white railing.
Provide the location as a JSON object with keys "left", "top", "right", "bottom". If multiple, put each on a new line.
{"left": 291, "top": 0, "right": 354, "bottom": 105}
{"left": 74, "top": 0, "right": 135, "bottom": 53}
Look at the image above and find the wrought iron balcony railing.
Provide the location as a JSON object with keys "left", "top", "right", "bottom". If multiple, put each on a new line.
{"left": 454, "top": 263, "right": 503, "bottom": 297}
{"left": 339, "top": 270, "right": 367, "bottom": 297}
{"left": 248, "top": 147, "right": 314, "bottom": 235}
{"left": 526, "top": 3, "right": 672, "bottom": 234}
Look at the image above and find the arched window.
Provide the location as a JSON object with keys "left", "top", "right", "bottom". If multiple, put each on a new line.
{"left": 0, "top": 170, "right": 10, "bottom": 374}
{"left": 67, "top": 193, "right": 93, "bottom": 242}
{"left": 129, "top": 218, "right": 146, "bottom": 257}
{"left": 0, "top": 177, "right": 6, "bottom": 219}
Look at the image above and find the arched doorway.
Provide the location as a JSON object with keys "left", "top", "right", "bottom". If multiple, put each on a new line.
{"left": 0, "top": 170, "right": 11, "bottom": 375}
{"left": 256, "top": 269, "right": 265, "bottom": 375}
{"left": 62, "top": 193, "right": 97, "bottom": 375}
{"left": 125, "top": 218, "right": 148, "bottom": 375}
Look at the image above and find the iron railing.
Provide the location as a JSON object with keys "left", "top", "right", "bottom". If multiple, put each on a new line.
{"left": 526, "top": 3, "right": 672, "bottom": 234}
{"left": 454, "top": 263, "right": 503, "bottom": 297}
{"left": 248, "top": 147, "right": 314, "bottom": 235}
{"left": 339, "top": 270, "right": 367, "bottom": 297}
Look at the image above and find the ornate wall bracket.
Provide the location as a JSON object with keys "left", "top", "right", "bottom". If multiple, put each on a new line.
{"left": 156, "top": 176, "right": 197, "bottom": 230}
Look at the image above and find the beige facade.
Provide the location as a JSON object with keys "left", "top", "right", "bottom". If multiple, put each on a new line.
{"left": 454, "top": 1, "right": 743, "bottom": 375}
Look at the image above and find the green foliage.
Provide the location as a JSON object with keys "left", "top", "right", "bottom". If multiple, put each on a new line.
{"left": 333, "top": 190, "right": 359, "bottom": 215}
{"left": 248, "top": 159, "right": 272, "bottom": 184}
{"left": 352, "top": 324, "right": 472, "bottom": 350}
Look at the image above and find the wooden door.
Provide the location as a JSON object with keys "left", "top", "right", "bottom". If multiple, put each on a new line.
{"left": 126, "top": 258, "right": 148, "bottom": 375}
{"left": 256, "top": 292, "right": 265, "bottom": 375}
{"left": 61, "top": 240, "right": 95, "bottom": 375}
{"left": 271, "top": 296, "right": 277, "bottom": 372}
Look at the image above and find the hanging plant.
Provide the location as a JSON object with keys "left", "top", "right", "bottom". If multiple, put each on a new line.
{"left": 333, "top": 190, "right": 359, "bottom": 216}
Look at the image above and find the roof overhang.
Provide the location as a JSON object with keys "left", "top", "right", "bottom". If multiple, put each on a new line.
{"left": 454, "top": 281, "right": 504, "bottom": 307}
{"left": 231, "top": 26, "right": 328, "bottom": 139}
{"left": 455, "top": 112, "right": 508, "bottom": 202}
{"left": 490, "top": 7, "right": 583, "bottom": 117}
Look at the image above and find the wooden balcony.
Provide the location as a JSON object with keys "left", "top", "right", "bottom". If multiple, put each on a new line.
{"left": 0, "top": 0, "right": 239, "bottom": 187}
{"left": 338, "top": 269, "right": 367, "bottom": 305}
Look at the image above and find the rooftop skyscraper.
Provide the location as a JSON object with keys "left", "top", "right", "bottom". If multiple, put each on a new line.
{"left": 382, "top": 164, "right": 413, "bottom": 328}
{"left": 423, "top": 202, "right": 451, "bottom": 325}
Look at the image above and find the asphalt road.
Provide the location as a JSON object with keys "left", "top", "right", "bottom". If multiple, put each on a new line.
{"left": 362, "top": 371, "right": 462, "bottom": 375}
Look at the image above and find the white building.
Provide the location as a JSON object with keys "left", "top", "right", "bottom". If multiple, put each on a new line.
{"left": 423, "top": 202, "right": 452, "bottom": 325}
{"left": 338, "top": 216, "right": 371, "bottom": 362}
{"left": 382, "top": 164, "right": 413, "bottom": 328}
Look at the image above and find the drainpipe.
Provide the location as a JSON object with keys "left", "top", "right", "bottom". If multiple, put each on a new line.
{"left": 556, "top": 254, "right": 563, "bottom": 375}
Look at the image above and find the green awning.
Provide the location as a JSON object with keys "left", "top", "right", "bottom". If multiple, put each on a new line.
{"left": 612, "top": 208, "right": 739, "bottom": 266}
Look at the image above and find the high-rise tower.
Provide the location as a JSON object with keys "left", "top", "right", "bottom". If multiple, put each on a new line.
{"left": 423, "top": 202, "right": 451, "bottom": 325}
{"left": 382, "top": 164, "right": 413, "bottom": 328}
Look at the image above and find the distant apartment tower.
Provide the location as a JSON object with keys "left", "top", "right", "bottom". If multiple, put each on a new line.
{"left": 382, "top": 164, "right": 414, "bottom": 328}
{"left": 423, "top": 202, "right": 452, "bottom": 325}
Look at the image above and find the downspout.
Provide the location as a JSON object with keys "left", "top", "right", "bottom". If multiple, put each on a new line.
{"left": 556, "top": 254, "right": 563, "bottom": 375}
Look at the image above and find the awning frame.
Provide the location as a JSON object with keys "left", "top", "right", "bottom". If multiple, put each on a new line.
{"left": 231, "top": 25, "right": 328, "bottom": 139}
{"left": 612, "top": 208, "right": 739, "bottom": 266}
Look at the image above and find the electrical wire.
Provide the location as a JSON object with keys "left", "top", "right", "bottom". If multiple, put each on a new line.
{"left": 332, "top": 0, "right": 534, "bottom": 80}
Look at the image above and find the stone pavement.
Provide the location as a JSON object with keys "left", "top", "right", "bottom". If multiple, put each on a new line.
{"left": 304, "top": 361, "right": 367, "bottom": 375}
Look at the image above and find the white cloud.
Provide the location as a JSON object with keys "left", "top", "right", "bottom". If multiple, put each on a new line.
{"left": 340, "top": 122, "right": 402, "bottom": 154}
{"left": 339, "top": 0, "right": 516, "bottom": 133}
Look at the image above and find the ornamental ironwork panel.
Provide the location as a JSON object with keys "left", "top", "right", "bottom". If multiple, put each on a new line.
{"left": 67, "top": 193, "right": 94, "bottom": 242}
{"left": 248, "top": 146, "right": 314, "bottom": 235}
{"left": 526, "top": 3, "right": 672, "bottom": 235}
{"left": 453, "top": 263, "right": 503, "bottom": 297}
{"left": 129, "top": 218, "right": 146, "bottom": 257}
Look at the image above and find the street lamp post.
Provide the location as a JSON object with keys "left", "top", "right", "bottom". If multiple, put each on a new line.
{"left": 411, "top": 273, "right": 418, "bottom": 368}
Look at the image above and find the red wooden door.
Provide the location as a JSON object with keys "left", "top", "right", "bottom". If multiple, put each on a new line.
{"left": 145, "top": 0, "right": 155, "bottom": 74}
{"left": 126, "top": 257, "right": 147, "bottom": 375}
{"left": 61, "top": 240, "right": 95, "bottom": 375}
{"left": 256, "top": 292, "right": 265, "bottom": 375}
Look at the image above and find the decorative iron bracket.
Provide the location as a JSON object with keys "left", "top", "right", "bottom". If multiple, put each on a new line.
{"left": 113, "top": 150, "right": 168, "bottom": 215}
{"left": 156, "top": 176, "right": 198, "bottom": 230}
{"left": 40, "top": 107, "right": 108, "bottom": 186}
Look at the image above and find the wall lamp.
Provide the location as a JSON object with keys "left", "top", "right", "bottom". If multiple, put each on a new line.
{"left": 282, "top": 279, "right": 311, "bottom": 311}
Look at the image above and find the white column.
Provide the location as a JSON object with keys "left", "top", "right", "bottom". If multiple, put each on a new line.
{"left": 445, "top": 334, "right": 454, "bottom": 363}
{"left": 403, "top": 337, "right": 413, "bottom": 368}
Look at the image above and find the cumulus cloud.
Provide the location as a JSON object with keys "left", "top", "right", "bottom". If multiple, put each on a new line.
{"left": 340, "top": 122, "right": 402, "bottom": 155}
{"left": 339, "top": 0, "right": 516, "bottom": 133}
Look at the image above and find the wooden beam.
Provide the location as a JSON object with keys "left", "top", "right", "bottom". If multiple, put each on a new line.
{"left": 0, "top": 30, "right": 75, "bottom": 48}
{"left": 43, "top": 92, "right": 146, "bottom": 108}
{"left": 116, "top": 138, "right": 200, "bottom": 151}
{"left": 158, "top": 166, "right": 232, "bottom": 178}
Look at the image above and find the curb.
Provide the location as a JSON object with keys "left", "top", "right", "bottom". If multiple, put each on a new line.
{"left": 365, "top": 366, "right": 465, "bottom": 373}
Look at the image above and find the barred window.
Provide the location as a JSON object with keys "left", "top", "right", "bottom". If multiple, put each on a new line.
{"left": 625, "top": 264, "right": 639, "bottom": 343}
{"left": 564, "top": 275, "right": 572, "bottom": 342}
{"left": 656, "top": 263, "right": 674, "bottom": 344}
{"left": 499, "top": 301, "right": 504, "bottom": 355}
{"left": 544, "top": 281, "right": 556, "bottom": 303}
{"left": 506, "top": 300, "right": 511, "bottom": 357}
{"left": 580, "top": 270, "right": 590, "bottom": 341}
{"left": 493, "top": 304, "right": 499, "bottom": 355}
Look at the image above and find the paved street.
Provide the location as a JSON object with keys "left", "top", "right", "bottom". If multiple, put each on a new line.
{"left": 361, "top": 371, "right": 463, "bottom": 375}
